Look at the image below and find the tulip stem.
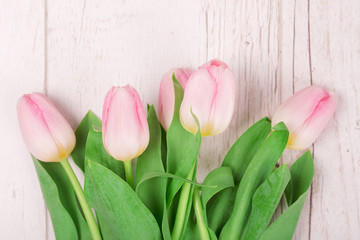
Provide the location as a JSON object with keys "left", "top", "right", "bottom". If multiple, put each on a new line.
{"left": 124, "top": 160, "right": 134, "bottom": 189}
{"left": 171, "top": 163, "right": 196, "bottom": 240}
{"left": 193, "top": 187, "right": 210, "bottom": 240}
{"left": 60, "top": 158, "right": 102, "bottom": 240}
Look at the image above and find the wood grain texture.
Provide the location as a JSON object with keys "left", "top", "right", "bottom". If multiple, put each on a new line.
{"left": 310, "top": 0, "right": 360, "bottom": 239}
{"left": 0, "top": 0, "right": 46, "bottom": 239}
{"left": 1, "top": 0, "right": 360, "bottom": 239}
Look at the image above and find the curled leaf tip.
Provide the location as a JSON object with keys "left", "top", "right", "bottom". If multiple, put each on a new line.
{"left": 264, "top": 116, "right": 271, "bottom": 123}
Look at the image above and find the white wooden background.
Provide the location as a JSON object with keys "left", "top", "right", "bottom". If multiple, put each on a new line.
{"left": 1, "top": 0, "right": 359, "bottom": 239}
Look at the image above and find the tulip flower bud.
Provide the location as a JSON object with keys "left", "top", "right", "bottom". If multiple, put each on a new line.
{"left": 180, "top": 59, "right": 236, "bottom": 136}
{"left": 272, "top": 86, "right": 337, "bottom": 150}
{"left": 157, "top": 68, "right": 192, "bottom": 131}
{"left": 17, "top": 93, "right": 76, "bottom": 162}
{"left": 102, "top": 85, "right": 149, "bottom": 161}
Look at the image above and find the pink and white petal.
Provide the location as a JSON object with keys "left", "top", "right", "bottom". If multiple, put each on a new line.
{"left": 272, "top": 86, "right": 330, "bottom": 132}
{"left": 30, "top": 94, "right": 76, "bottom": 157}
{"left": 103, "top": 87, "right": 143, "bottom": 161}
{"left": 175, "top": 68, "right": 192, "bottom": 89}
{"left": 17, "top": 96, "right": 60, "bottom": 162}
{"left": 180, "top": 69, "right": 216, "bottom": 134}
{"left": 208, "top": 68, "right": 236, "bottom": 135}
{"left": 127, "top": 85, "right": 149, "bottom": 154}
{"left": 287, "top": 92, "right": 337, "bottom": 150}
{"left": 102, "top": 87, "right": 116, "bottom": 139}
{"left": 158, "top": 70, "right": 176, "bottom": 131}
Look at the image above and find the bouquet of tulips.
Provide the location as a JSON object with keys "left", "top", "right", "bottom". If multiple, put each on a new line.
{"left": 17, "top": 59, "right": 336, "bottom": 240}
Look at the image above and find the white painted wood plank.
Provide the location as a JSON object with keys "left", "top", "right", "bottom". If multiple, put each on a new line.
{"left": 0, "top": 0, "right": 46, "bottom": 239}
{"left": 309, "top": 0, "right": 360, "bottom": 239}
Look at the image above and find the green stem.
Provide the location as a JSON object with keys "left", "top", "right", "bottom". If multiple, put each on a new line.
{"left": 171, "top": 163, "right": 196, "bottom": 240}
{"left": 124, "top": 160, "right": 134, "bottom": 189}
{"left": 193, "top": 187, "right": 210, "bottom": 240}
{"left": 60, "top": 158, "right": 102, "bottom": 240}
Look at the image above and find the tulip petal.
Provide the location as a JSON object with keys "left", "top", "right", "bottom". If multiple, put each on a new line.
{"left": 180, "top": 68, "right": 217, "bottom": 135}
{"left": 102, "top": 86, "right": 116, "bottom": 141}
{"left": 17, "top": 94, "right": 75, "bottom": 162}
{"left": 287, "top": 92, "right": 337, "bottom": 150}
{"left": 125, "top": 85, "right": 149, "bottom": 157}
{"left": 30, "top": 94, "right": 75, "bottom": 159}
{"left": 208, "top": 68, "right": 236, "bottom": 136}
{"left": 176, "top": 68, "right": 192, "bottom": 89}
{"left": 158, "top": 70, "right": 176, "bottom": 131}
{"left": 200, "top": 59, "right": 228, "bottom": 69}
{"left": 102, "top": 86, "right": 149, "bottom": 161}
{"left": 272, "top": 86, "right": 330, "bottom": 133}
{"left": 157, "top": 68, "right": 191, "bottom": 131}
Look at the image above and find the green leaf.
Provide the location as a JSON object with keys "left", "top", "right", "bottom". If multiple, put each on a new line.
{"left": 284, "top": 177, "right": 293, "bottom": 205}
{"left": 223, "top": 117, "right": 272, "bottom": 184}
{"left": 201, "top": 167, "right": 234, "bottom": 220}
{"left": 207, "top": 188, "right": 237, "bottom": 236}
{"left": 240, "top": 164, "right": 290, "bottom": 240}
{"left": 85, "top": 125, "right": 125, "bottom": 179}
{"left": 166, "top": 75, "right": 201, "bottom": 207}
{"left": 207, "top": 117, "right": 272, "bottom": 235}
{"left": 136, "top": 106, "right": 166, "bottom": 227}
{"left": 72, "top": 111, "right": 101, "bottom": 172}
{"left": 33, "top": 156, "right": 91, "bottom": 240}
{"left": 84, "top": 160, "right": 162, "bottom": 240}
{"left": 260, "top": 151, "right": 314, "bottom": 240}
{"left": 288, "top": 151, "right": 314, "bottom": 205}
{"left": 84, "top": 125, "right": 126, "bottom": 239}
{"left": 220, "top": 122, "right": 289, "bottom": 240}
{"left": 167, "top": 85, "right": 203, "bottom": 240}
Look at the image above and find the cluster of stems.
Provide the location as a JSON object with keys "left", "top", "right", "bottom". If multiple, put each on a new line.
{"left": 171, "top": 163, "right": 210, "bottom": 240}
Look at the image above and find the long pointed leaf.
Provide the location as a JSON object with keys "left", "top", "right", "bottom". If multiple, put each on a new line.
{"left": 207, "top": 117, "right": 272, "bottom": 235}
{"left": 84, "top": 160, "right": 161, "bottom": 240}
{"left": 241, "top": 164, "right": 290, "bottom": 240}
{"left": 72, "top": 111, "right": 101, "bottom": 172}
{"left": 223, "top": 117, "right": 272, "bottom": 183}
{"left": 33, "top": 157, "right": 91, "bottom": 240}
{"left": 201, "top": 167, "right": 234, "bottom": 221}
{"left": 220, "top": 122, "right": 289, "bottom": 240}
{"left": 166, "top": 75, "right": 201, "bottom": 207}
{"left": 136, "top": 106, "right": 167, "bottom": 227}
{"left": 260, "top": 151, "right": 314, "bottom": 240}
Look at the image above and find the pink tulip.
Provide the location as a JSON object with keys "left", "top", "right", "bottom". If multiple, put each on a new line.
{"left": 157, "top": 68, "right": 192, "bottom": 131}
{"left": 17, "top": 93, "right": 75, "bottom": 162}
{"left": 180, "top": 59, "right": 236, "bottom": 136}
{"left": 102, "top": 85, "right": 149, "bottom": 161}
{"left": 272, "top": 86, "right": 337, "bottom": 150}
